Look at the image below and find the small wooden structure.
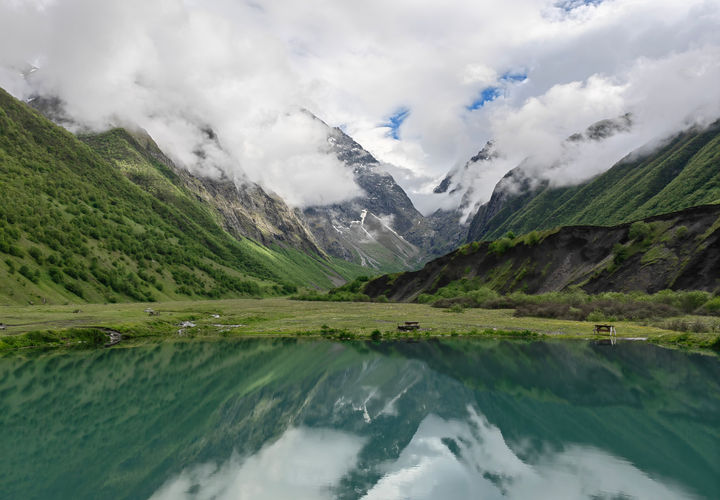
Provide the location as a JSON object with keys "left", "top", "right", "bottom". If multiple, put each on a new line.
{"left": 593, "top": 324, "right": 617, "bottom": 345}
{"left": 398, "top": 321, "right": 420, "bottom": 332}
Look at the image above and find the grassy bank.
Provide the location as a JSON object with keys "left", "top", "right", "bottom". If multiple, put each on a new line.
{"left": 1, "top": 298, "right": 718, "bottom": 353}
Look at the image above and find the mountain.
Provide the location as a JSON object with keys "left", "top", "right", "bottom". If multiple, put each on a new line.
{"left": 29, "top": 91, "right": 440, "bottom": 272}
{"left": 433, "top": 140, "right": 498, "bottom": 201}
{"left": 301, "top": 122, "right": 435, "bottom": 270}
{"left": 364, "top": 203, "right": 720, "bottom": 300}
{"left": 467, "top": 116, "right": 720, "bottom": 241}
{"left": 80, "top": 128, "right": 325, "bottom": 258}
{"left": 0, "top": 87, "right": 366, "bottom": 305}
{"left": 421, "top": 141, "right": 499, "bottom": 256}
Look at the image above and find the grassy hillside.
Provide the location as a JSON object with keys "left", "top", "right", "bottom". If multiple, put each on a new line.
{"left": 469, "top": 121, "right": 720, "bottom": 240}
{"left": 0, "top": 88, "right": 362, "bottom": 305}
{"left": 79, "top": 127, "right": 367, "bottom": 289}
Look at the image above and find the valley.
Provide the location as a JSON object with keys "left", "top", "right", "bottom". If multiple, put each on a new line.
{"left": 2, "top": 83, "right": 720, "bottom": 355}
{"left": 3, "top": 3, "right": 720, "bottom": 499}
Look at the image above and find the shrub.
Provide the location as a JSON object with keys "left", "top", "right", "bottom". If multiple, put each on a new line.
{"left": 700, "top": 297, "right": 720, "bottom": 315}
{"left": 652, "top": 290, "right": 710, "bottom": 313}
{"left": 417, "top": 293, "right": 435, "bottom": 304}
{"left": 521, "top": 231, "right": 541, "bottom": 246}
{"left": 628, "top": 221, "right": 652, "bottom": 241}
{"left": 18, "top": 265, "right": 38, "bottom": 283}
{"left": 613, "top": 244, "right": 631, "bottom": 265}
{"left": 662, "top": 318, "right": 720, "bottom": 333}
{"left": 432, "top": 296, "right": 477, "bottom": 309}
{"left": 488, "top": 237, "right": 514, "bottom": 256}
{"left": 28, "top": 246, "right": 43, "bottom": 264}
{"left": 64, "top": 281, "right": 84, "bottom": 298}
{"left": 48, "top": 266, "right": 64, "bottom": 284}
{"left": 467, "top": 287, "right": 500, "bottom": 304}
{"left": 674, "top": 226, "right": 688, "bottom": 241}
{"left": 515, "top": 298, "right": 679, "bottom": 321}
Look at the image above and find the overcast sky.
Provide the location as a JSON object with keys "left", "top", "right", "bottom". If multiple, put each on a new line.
{"left": 1, "top": 0, "right": 719, "bottom": 213}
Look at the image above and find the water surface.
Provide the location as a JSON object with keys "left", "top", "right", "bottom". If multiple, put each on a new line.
{"left": 1, "top": 338, "right": 718, "bottom": 499}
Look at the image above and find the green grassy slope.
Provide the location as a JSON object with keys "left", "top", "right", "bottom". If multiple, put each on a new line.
{"left": 0, "top": 88, "right": 361, "bottom": 305}
{"left": 79, "top": 127, "right": 368, "bottom": 289}
{"left": 473, "top": 121, "right": 720, "bottom": 240}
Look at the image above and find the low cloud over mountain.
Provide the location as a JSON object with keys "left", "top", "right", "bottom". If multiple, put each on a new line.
{"left": 1, "top": 0, "right": 719, "bottom": 213}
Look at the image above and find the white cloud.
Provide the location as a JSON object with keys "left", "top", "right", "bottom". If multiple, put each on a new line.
{"left": 1, "top": 0, "right": 719, "bottom": 211}
{"left": 0, "top": 0, "right": 358, "bottom": 207}
{"left": 149, "top": 427, "right": 365, "bottom": 500}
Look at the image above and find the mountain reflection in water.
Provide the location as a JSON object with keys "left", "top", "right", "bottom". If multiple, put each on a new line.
{"left": 1, "top": 339, "right": 718, "bottom": 499}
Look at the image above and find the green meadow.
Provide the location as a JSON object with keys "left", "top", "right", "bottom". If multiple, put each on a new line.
{"left": 1, "top": 298, "right": 718, "bottom": 353}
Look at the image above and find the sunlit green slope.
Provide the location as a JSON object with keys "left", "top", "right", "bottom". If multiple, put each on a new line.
{"left": 0, "top": 88, "right": 361, "bottom": 304}
{"left": 469, "top": 120, "right": 720, "bottom": 240}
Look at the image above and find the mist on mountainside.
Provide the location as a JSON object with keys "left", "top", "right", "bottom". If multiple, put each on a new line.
{"left": 1, "top": 0, "right": 720, "bottom": 217}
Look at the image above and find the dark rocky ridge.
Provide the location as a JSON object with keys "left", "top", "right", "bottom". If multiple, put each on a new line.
{"left": 364, "top": 204, "right": 720, "bottom": 301}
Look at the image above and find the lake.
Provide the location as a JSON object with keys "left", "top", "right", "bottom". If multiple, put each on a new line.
{"left": 1, "top": 338, "right": 718, "bottom": 499}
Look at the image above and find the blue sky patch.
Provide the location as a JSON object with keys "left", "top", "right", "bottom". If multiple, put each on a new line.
{"left": 382, "top": 107, "right": 410, "bottom": 139}
{"left": 500, "top": 71, "right": 528, "bottom": 83}
{"left": 556, "top": 0, "right": 603, "bottom": 11}
{"left": 466, "top": 87, "right": 502, "bottom": 111}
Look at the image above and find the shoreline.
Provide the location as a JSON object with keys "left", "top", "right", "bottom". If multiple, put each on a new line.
{"left": 1, "top": 298, "right": 718, "bottom": 355}
{"left": 3, "top": 327, "right": 718, "bottom": 357}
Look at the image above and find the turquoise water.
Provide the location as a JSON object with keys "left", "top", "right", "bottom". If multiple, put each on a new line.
{"left": 1, "top": 338, "right": 718, "bottom": 499}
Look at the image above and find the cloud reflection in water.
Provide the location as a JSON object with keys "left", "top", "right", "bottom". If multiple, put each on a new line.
{"left": 150, "top": 428, "right": 365, "bottom": 500}
{"left": 150, "top": 407, "right": 696, "bottom": 500}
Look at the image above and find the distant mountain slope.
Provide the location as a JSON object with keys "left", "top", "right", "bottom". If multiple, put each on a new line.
{"left": 365, "top": 204, "right": 720, "bottom": 300}
{"left": 467, "top": 120, "right": 720, "bottom": 241}
{"left": 301, "top": 123, "right": 435, "bottom": 270}
{"left": 29, "top": 93, "right": 438, "bottom": 272}
{"left": 0, "top": 88, "right": 361, "bottom": 304}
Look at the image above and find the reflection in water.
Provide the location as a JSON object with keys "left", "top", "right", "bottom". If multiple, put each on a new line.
{"left": 363, "top": 407, "right": 692, "bottom": 500}
{"left": 152, "top": 406, "right": 694, "bottom": 500}
{"left": 0, "top": 338, "right": 718, "bottom": 499}
{"left": 151, "top": 428, "right": 365, "bottom": 500}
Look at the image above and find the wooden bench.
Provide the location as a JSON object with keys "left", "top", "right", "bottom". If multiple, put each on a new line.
{"left": 398, "top": 321, "right": 420, "bottom": 332}
{"left": 593, "top": 324, "right": 617, "bottom": 345}
{"left": 593, "top": 324, "right": 616, "bottom": 335}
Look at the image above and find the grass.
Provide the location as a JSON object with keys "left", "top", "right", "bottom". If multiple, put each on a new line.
{"left": 1, "top": 298, "right": 717, "bottom": 353}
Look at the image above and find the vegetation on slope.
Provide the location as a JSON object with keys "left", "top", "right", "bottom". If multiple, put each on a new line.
{"left": 363, "top": 205, "right": 720, "bottom": 304}
{"left": 80, "top": 127, "right": 368, "bottom": 289}
{"left": 0, "top": 88, "right": 360, "bottom": 304}
{"left": 469, "top": 120, "right": 720, "bottom": 241}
